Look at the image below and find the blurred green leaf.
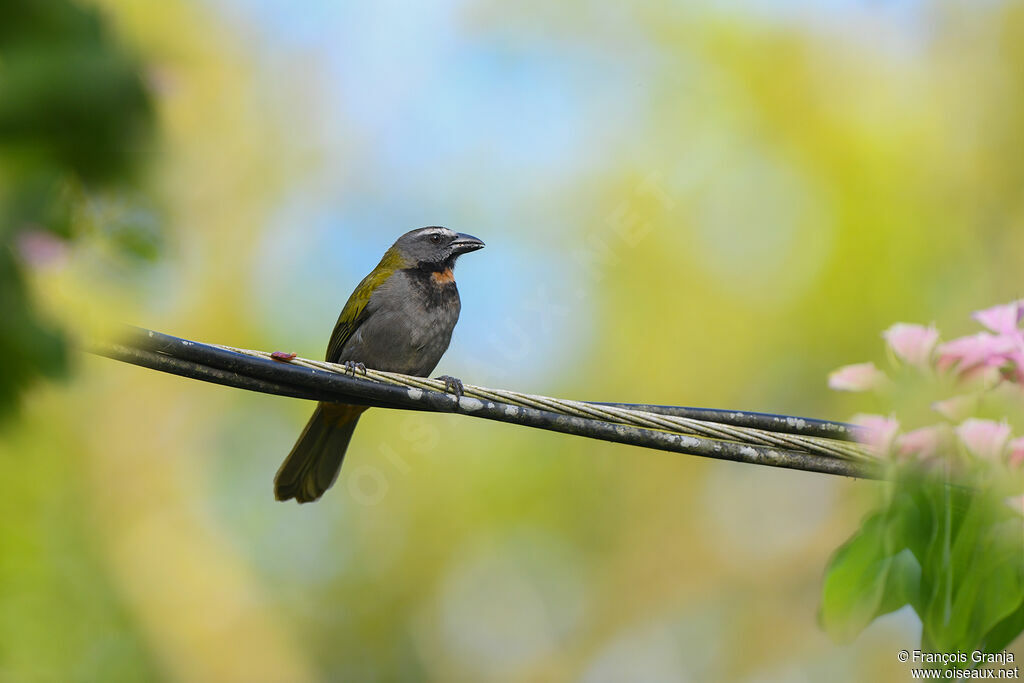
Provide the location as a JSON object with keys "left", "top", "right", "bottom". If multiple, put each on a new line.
{"left": 0, "top": 0, "right": 156, "bottom": 416}
{"left": 0, "top": 248, "right": 67, "bottom": 418}
{"left": 0, "top": 0, "right": 153, "bottom": 185}
{"left": 880, "top": 549, "right": 922, "bottom": 617}
{"left": 820, "top": 509, "right": 907, "bottom": 642}
{"left": 825, "top": 466, "right": 1024, "bottom": 663}
{"left": 984, "top": 596, "right": 1024, "bottom": 654}
{"left": 921, "top": 490, "right": 1024, "bottom": 653}
{"left": 821, "top": 475, "right": 937, "bottom": 642}
{"left": 0, "top": 45, "right": 152, "bottom": 183}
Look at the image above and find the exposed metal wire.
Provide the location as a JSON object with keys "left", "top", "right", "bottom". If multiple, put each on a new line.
{"left": 89, "top": 327, "right": 880, "bottom": 480}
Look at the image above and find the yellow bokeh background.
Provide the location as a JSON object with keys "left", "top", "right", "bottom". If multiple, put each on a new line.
{"left": 2, "top": 1, "right": 1023, "bottom": 681}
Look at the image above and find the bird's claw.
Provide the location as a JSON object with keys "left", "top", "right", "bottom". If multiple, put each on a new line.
{"left": 343, "top": 360, "right": 367, "bottom": 377}
{"left": 437, "top": 375, "right": 464, "bottom": 398}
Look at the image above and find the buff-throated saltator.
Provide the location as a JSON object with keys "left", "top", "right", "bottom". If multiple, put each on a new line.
{"left": 275, "top": 226, "right": 485, "bottom": 503}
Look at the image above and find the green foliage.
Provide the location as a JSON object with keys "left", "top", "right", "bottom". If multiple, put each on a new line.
{"left": 0, "top": 248, "right": 67, "bottom": 416}
{"left": 0, "top": 0, "right": 155, "bottom": 417}
{"left": 0, "top": 0, "right": 153, "bottom": 183}
{"left": 821, "top": 467, "right": 1024, "bottom": 666}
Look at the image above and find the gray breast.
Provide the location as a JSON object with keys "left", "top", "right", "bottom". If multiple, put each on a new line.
{"left": 338, "top": 269, "right": 461, "bottom": 377}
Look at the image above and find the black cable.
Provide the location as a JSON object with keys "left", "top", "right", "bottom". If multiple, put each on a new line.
{"left": 86, "top": 326, "right": 877, "bottom": 480}
{"left": 593, "top": 403, "right": 859, "bottom": 441}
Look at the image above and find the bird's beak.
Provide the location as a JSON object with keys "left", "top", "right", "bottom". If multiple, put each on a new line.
{"left": 451, "top": 233, "right": 485, "bottom": 255}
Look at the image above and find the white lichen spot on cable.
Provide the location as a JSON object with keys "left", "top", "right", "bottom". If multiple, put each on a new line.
{"left": 458, "top": 398, "right": 483, "bottom": 411}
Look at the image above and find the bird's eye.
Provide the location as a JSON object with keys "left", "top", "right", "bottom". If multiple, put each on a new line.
{"left": 430, "top": 234, "right": 442, "bottom": 244}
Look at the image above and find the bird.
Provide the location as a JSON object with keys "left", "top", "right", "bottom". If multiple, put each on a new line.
{"left": 274, "top": 226, "right": 485, "bottom": 503}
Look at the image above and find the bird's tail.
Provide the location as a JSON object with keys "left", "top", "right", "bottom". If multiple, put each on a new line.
{"left": 275, "top": 403, "right": 367, "bottom": 503}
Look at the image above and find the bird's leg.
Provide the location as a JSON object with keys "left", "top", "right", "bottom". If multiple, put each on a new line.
{"left": 436, "top": 375, "right": 464, "bottom": 399}
{"left": 342, "top": 360, "right": 367, "bottom": 377}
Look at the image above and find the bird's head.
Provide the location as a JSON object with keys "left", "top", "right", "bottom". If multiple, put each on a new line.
{"left": 389, "top": 226, "right": 485, "bottom": 272}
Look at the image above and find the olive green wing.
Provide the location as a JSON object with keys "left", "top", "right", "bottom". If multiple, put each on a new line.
{"left": 325, "top": 265, "right": 393, "bottom": 363}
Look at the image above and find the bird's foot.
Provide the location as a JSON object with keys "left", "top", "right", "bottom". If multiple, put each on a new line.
{"left": 436, "top": 375, "right": 464, "bottom": 399}
{"left": 342, "top": 360, "right": 367, "bottom": 377}
{"left": 271, "top": 351, "right": 297, "bottom": 362}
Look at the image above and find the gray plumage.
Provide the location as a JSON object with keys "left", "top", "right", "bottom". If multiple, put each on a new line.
{"left": 334, "top": 268, "right": 462, "bottom": 375}
{"left": 275, "top": 226, "right": 484, "bottom": 503}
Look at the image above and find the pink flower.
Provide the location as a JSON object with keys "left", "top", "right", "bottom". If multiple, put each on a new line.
{"left": 897, "top": 426, "right": 946, "bottom": 461}
{"left": 15, "top": 228, "right": 69, "bottom": 269}
{"left": 828, "top": 363, "right": 888, "bottom": 392}
{"left": 853, "top": 414, "right": 900, "bottom": 455}
{"left": 1009, "top": 437, "right": 1024, "bottom": 469}
{"left": 973, "top": 300, "right": 1024, "bottom": 335}
{"left": 937, "top": 302, "right": 1024, "bottom": 384}
{"left": 883, "top": 323, "right": 939, "bottom": 368}
{"left": 955, "top": 419, "right": 1012, "bottom": 461}
{"left": 936, "top": 333, "right": 1016, "bottom": 378}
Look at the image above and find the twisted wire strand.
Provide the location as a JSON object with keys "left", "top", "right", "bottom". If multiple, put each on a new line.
{"left": 219, "top": 345, "right": 873, "bottom": 463}
{"left": 88, "top": 327, "right": 879, "bottom": 479}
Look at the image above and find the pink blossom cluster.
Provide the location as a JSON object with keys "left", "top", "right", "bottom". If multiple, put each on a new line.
{"left": 850, "top": 414, "right": 1024, "bottom": 468}
{"left": 829, "top": 300, "right": 1024, "bottom": 392}
{"left": 827, "top": 301, "right": 1024, "bottom": 481}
